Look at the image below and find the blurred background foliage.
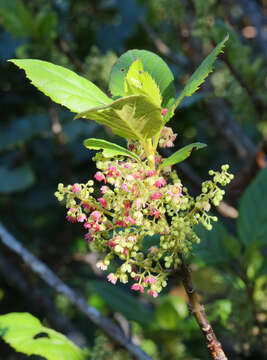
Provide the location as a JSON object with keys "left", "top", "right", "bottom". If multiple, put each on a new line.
{"left": 0, "top": 0, "right": 266, "bottom": 359}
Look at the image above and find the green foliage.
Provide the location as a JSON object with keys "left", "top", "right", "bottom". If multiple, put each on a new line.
{"left": 193, "top": 222, "right": 234, "bottom": 266}
{"left": 158, "top": 143, "right": 207, "bottom": 170}
{"left": 76, "top": 95, "right": 163, "bottom": 141}
{"left": 124, "top": 59, "right": 162, "bottom": 106}
{"left": 9, "top": 59, "right": 113, "bottom": 113}
{"left": 109, "top": 49, "right": 175, "bottom": 108}
{"left": 83, "top": 138, "right": 141, "bottom": 163}
{"left": 0, "top": 313, "right": 86, "bottom": 360}
{"left": 0, "top": 166, "right": 35, "bottom": 193}
{"left": 170, "top": 35, "right": 229, "bottom": 115}
{"left": 237, "top": 168, "right": 267, "bottom": 247}
{"left": 90, "top": 281, "right": 153, "bottom": 324}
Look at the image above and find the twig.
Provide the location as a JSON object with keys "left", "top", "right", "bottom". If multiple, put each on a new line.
{"left": 178, "top": 252, "right": 228, "bottom": 360}
{"left": 0, "top": 222, "right": 152, "bottom": 360}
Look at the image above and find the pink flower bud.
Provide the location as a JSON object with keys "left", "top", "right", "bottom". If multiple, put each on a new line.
{"left": 97, "top": 197, "right": 107, "bottom": 208}
{"left": 161, "top": 108, "right": 168, "bottom": 116}
{"left": 91, "top": 211, "right": 102, "bottom": 222}
{"left": 144, "top": 276, "right": 156, "bottom": 284}
{"left": 152, "top": 191, "right": 162, "bottom": 200}
{"left": 107, "top": 273, "right": 117, "bottom": 285}
{"left": 131, "top": 283, "right": 144, "bottom": 293}
{"left": 148, "top": 290, "right": 158, "bottom": 298}
{"left": 77, "top": 214, "right": 87, "bottom": 222}
{"left": 72, "top": 183, "right": 81, "bottom": 193}
{"left": 94, "top": 172, "right": 105, "bottom": 182}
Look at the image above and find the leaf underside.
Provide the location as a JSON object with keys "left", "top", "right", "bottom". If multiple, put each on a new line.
{"left": 83, "top": 138, "right": 141, "bottom": 163}
{"left": 76, "top": 95, "right": 163, "bottom": 141}
{"left": 9, "top": 59, "right": 113, "bottom": 113}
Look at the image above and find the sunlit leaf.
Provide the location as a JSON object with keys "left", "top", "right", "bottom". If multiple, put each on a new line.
{"left": 158, "top": 143, "right": 207, "bottom": 170}
{"left": 124, "top": 59, "right": 162, "bottom": 106}
{"left": 109, "top": 49, "right": 175, "bottom": 108}
{"left": 9, "top": 59, "right": 113, "bottom": 113}
{"left": 169, "top": 35, "right": 228, "bottom": 116}
{"left": 76, "top": 95, "right": 163, "bottom": 141}
{"left": 83, "top": 138, "right": 141, "bottom": 163}
{"left": 0, "top": 313, "right": 86, "bottom": 360}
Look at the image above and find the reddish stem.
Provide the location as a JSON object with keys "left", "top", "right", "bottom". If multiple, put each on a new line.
{"left": 178, "top": 252, "right": 228, "bottom": 360}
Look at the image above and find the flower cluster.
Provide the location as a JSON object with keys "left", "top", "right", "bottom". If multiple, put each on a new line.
{"left": 55, "top": 126, "right": 233, "bottom": 297}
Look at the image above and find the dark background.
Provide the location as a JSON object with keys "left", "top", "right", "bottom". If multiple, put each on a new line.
{"left": 0, "top": 0, "right": 266, "bottom": 359}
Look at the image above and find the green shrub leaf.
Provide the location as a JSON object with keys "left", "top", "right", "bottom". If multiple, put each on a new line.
{"left": 76, "top": 94, "right": 163, "bottom": 141}
{"left": 9, "top": 59, "right": 113, "bottom": 113}
{"left": 237, "top": 168, "right": 267, "bottom": 247}
{"left": 124, "top": 59, "right": 162, "bottom": 106}
{"left": 109, "top": 49, "right": 175, "bottom": 108}
{"left": 0, "top": 313, "right": 86, "bottom": 360}
{"left": 158, "top": 143, "right": 207, "bottom": 170}
{"left": 83, "top": 138, "right": 141, "bottom": 163}
{"left": 170, "top": 35, "right": 228, "bottom": 114}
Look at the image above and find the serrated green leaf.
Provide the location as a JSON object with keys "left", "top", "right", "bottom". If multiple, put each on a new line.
{"left": 0, "top": 166, "right": 35, "bottom": 193}
{"left": 237, "top": 168, "right": 267, "bottom": 247}
{"left": 9, "top": 59, "right": 113, "bottom": 113}
{"left": 170, "top": 35, "right": 228, "bottom": 115}
{"left": 76, "top": 95, "right": 163, "bottom": 141}
{"left": 124, "top": 59, "right": 162, "bottom": 106}
{"left": 158, "top": 143, "right": 207, "bottom": 170}
{"left": 83, "top": 138, "right": 141, "bottom": 163}
{"left": 109, "top": 49, "right": 175, "bottom": 108}
{"left": 0, "top": 313, "right": 86, "bottom": 360}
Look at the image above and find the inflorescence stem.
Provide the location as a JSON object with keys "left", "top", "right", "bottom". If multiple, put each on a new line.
{"left": 178, "top": 252, "right": 228, "bottom": 360}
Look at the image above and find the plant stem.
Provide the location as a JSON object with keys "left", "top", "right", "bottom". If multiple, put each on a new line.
{"left": 143, "top": 139, "right": 155, "bottom": 170}
{"left": 178, "top": 252, "right": 228, "bottom": 360}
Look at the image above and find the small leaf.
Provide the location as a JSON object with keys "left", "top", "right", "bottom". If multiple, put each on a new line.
{"left": 83, "top": 138, "right": 141, "bottom": 163}
{"left": 124, "top": 59, "right": 162, "bottom": 106}
{"left": 158, "top": 143, "right": 207, "bottom": 170}
{"left": 9, "top": 59, "right": 113, "bottom": 113}
{"left": 0, "top": 313, "right": 86, "bottom": 360}
{"left": 0, "top": 166, "right": 35, "bottom": 193}
{"left": 170, "top": 35, "right": 228, "bottom": 115}
{"left": 109, "top": 49, "right": 175, "bottom": 108}
{"left": 237, "top": 168, "right": 267, "bottom": 247}
{"left": 76, "top": 95, "right": 163, "bottom": 141}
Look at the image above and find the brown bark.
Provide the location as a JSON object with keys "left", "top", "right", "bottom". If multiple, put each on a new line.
{"left": 179, "top": 253, "right": 228, "bottom": 360}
